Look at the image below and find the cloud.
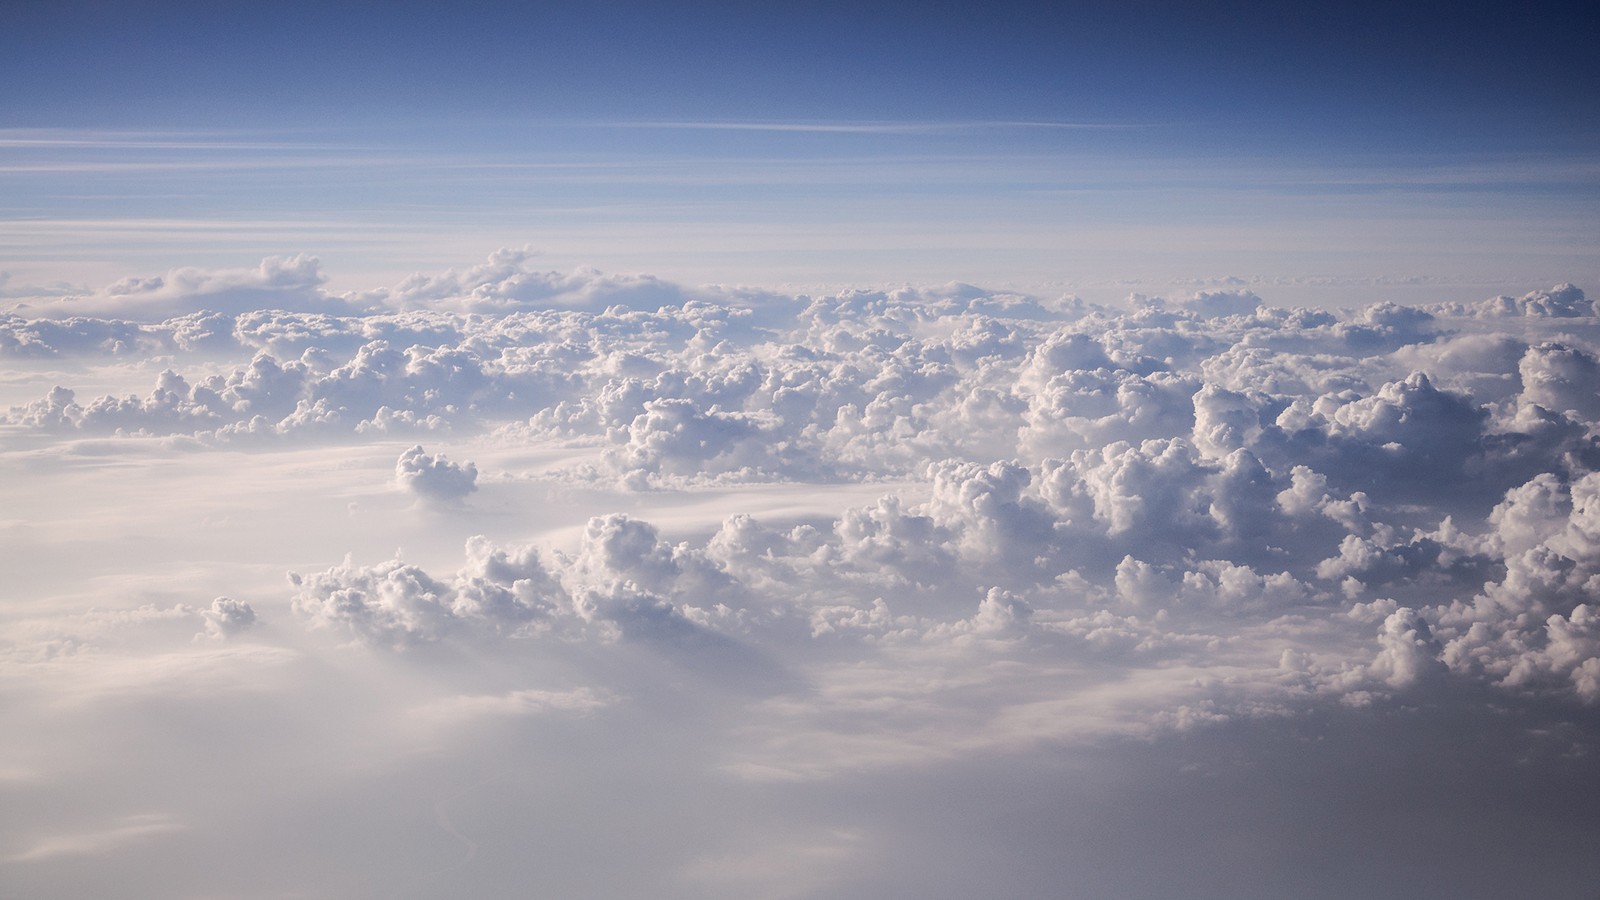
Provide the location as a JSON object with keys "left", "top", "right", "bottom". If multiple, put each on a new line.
{"left": 347, "top": 247, "right": 693, "bottom": 314}
{"left": 411, "top": 686, "right": 613, "bottom": 724}
{"left": 288, "top": 557, "right": 458, "bottom": 648}
{"left": 6, "top": 814, "right": 186, "bottom": 863}
{"left": 198, "top": 597, "right": 256, "bottom": 640}
{"left": 1368, "top": 607, "right": 1446, "bottom": 687}
{"left": 394, "top": 445, "right": 478, "bottom": 502}
{"left": 594, "top": 119, "right": 1147, "bottom": 135}
{"left": 8, "top": 255, "right": 1600, "bottom": 897}
{"left": 1164, "top": 288, "right": 1263, "bottom": 318}
{"left": 1520, "top": 341, "right": 1600, "bottom": 421}
{"left": 14, "top": 255, "right": 364, "bottom": 322}
{"left": 1445, "top": 283, "right": 1595, "bottom": 318}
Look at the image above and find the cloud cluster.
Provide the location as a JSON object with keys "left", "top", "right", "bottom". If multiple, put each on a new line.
{"left": 7, "top": 255, "right": 360, "bottom": 322}
{"left": 12, "top": 259, "right": 1600, "bottom": 702}
{"left": 8, "top": 253, "right": 1600, "bottom": 897}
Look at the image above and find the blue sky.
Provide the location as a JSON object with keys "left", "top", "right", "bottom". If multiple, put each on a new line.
{"left": 2, "top": 0, "right": 1597, "bottom": 299}
{"left": 7, "top": 0, "right": 1595, "bottom": 140}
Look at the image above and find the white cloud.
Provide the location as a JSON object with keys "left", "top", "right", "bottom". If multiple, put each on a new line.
{"left": 288, "top": 556, "right": 458, "bottom": 648}
{"left": 198, "top": 597, "right": 256, "bottom": 640}
{"left": 1442, "top": 283, "right": 1595, "bottom": 318}
{"left": 1520, "top": 341, "right": 1600, "bottom": 421}
{"left": 8, "top": 256, "right": 1600, "bottom": 897}
{"left": 1368, "top": 607, "right": 1446, "bottom": 687}
{"left": 393, "top": 445, "right": 478, "bottom": 502}
{"left": 14, "top": 255, "right": 364, "bottom": 322}
{"left": 350, "top": 248, "right": 693, "bottom": 314}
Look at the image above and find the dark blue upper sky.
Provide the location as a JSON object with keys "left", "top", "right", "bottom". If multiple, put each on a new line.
{"left": 4, "top": 0, "right": 1596, "bottom": 150}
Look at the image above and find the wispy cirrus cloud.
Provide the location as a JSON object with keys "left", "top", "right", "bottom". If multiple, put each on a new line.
{"left": 6, "top": 814, "right": 186, "bottom": 863}
{"left": 584, "top": 118, "right": 1157, "bottom": 134}
{"left": 0, "top": 128, "right": 357, "bottom": 152}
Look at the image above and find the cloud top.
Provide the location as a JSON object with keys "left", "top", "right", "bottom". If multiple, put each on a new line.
{"left": 7, "top": 252, "right": 1600, "bottom": 897}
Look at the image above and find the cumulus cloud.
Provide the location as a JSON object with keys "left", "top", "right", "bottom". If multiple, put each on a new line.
{"left": 288, "top": 556, "right": 459, "bottom": 648}
{"left": 1442, "top": 283, "right": 1596, "bottom": 318}
{"left": 13, "top": 255, "right": 364, "bottom": 322}
{"left": 1520, "top": 341, "right": 1600, "bottom": 421}
{"left": 9, "top": 256, "right": 1600, "bottom": 897}
{"left": 348, "top": 247, "right": 694, "bottom": 314}
{"left": 1368, "top": 607, "right": 1446, "bottom": 687}
{"left": 1163, "top": 288, "right": 1263, "bottom": 318}
{"left": 393, "top": 445, "right": 478, "bottom": 501}
{"left": 198, "top": 597, "right": 256, "bottom": 640}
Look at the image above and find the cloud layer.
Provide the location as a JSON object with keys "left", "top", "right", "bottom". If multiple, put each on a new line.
{"left": 5, "top": 254, "right": 1600, "bottom": 897}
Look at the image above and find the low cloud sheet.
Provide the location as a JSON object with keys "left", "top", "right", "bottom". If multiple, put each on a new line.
{"left": 4, "top": 254, "right": 1600, "bottom": 898}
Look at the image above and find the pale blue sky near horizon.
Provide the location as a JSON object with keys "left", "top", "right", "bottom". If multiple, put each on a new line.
{"left": 2, "top": 0, "right": 1597, "bottom": 303}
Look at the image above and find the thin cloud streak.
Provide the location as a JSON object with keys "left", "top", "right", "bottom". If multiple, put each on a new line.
{"left": 0, "top": 140, "right": 349, "bottom": 151}
{"left": 8, "top": 140, "right": 1592, "bottom": 195}
{"left": 6, "top": 815, "right": 186, "bottom": 864}
{"left": 0, "top": 127, "right": 358, "bottom": 152}
{"left": 587, "top": 119, "right": 1157, "bottom": 134}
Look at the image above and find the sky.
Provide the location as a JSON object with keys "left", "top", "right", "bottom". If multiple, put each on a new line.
{"left": 2, "top": 0, "right": 1597, "bottom": 299}
{"left": 5, "top": 2, "right": 1600, "bottom": 898}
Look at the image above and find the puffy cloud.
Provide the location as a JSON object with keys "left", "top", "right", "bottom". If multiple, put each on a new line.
{"left": 923, "top": 459, "right": 1053, "bottom": 563}
{"left": 1455, "top": 283, "right": 1595, "bottom": 318}
{"left": 348, "top": 248, "right": 694, "bottom": 314}
{"left": 1190, "top": 383, "right": 1263, "bottom": 458}
{"left": 1368, "top": 607, "right": 1445, "bottom": 687}
{"left": 1318, "top": 372, "right": 1483, "bottom": 455}
{"left": 1166, "top": 289, "right": 1263, "bottom": 318}
{"left": 16, "top": 255, "right": 363, "bottom": 322}
{"left": 0, "top": 314, "right": 167, "bottom": 358}
{"left": 1020, "top": 368, "right": 1200, "bottom": 454}
{"left": 1497, "top": 604, "right": 1600, "bottom": 700}
{"left": 603, "top": 399, "right": 785, "bottom": 485}
{"left": 441, "top": 537, "right": 563, "bottom": 634}
{"left": 1046, "top": 438, "right": 1223, "bottom": 549}
{"left": 966, "top": 587, "right": 1034, "bottom": 637}
{"left": 1519, "top": 341, "right": 1600, "bottom": 421}
{"left": 569, "top": 513, "right": 685, "bottom": 593}
{"left": 1115, "top": 556, "right": 1314, "bottom": 613}
{"left": 12, "top": 254, "right": 1600, "bottom": 898}
{"left": 1389, "top": 332, "right": 1527, "bottom": 403}
{"left": 1262, "top": 371, "right": 1517, "bottom": 510}
{"left": 198, "top": 597, "right": 256, "bottom": 641}
{"left": 393, "top": 444, "right": 478, "bottom": 502}
{"left": 287, "top": 535, "right": 572, "bottom": 648}
{"left": 828, "top": 495, "right": 953, "bottom": 581}
{"left": 1339, "top": 301, "right": 1437, "bottom": 348}
{"left": 288, "top": 557, "right": 458, "bottom": 648}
